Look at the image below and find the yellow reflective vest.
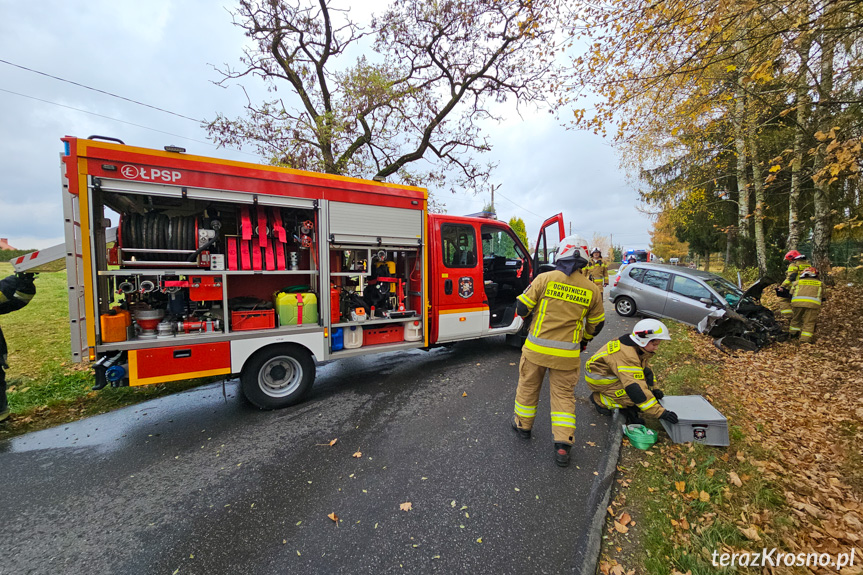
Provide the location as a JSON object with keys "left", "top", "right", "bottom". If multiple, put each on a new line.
{"left": 585, "top": 338, "right": 666, "bottom": 418}
{"left": 516, "top": 269, "right": 604, "bottom": 370}
{"left": 791, "top": 278, "right": 824, "bottom": 309}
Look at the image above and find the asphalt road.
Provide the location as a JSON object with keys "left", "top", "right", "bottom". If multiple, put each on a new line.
{"left": 0, "top": 298, "right": 637, "bottom": 575}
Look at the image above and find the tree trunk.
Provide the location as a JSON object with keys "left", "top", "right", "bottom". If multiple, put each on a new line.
{"left": 812, "top": 15, "right": 835, "bottom": 275}
{"left": 787, "top": 33, "right": 813, "bottom": 251}
{"left": 748, "top": 119, "right": 768, "bottom": 275}
{"left": 704, "top": 252, "right": 711, "bottom": 272}
{"left": 733, "top": 30, "right": 751, "bottom": 260}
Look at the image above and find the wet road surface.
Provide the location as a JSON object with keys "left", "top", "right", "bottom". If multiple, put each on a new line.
{"left": 0, "top": 299, "right": 637, "bottom": 574}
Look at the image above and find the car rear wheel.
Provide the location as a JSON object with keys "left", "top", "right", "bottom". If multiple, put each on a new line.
{"left": 241, "top": 344, "right": 315, "bottom": 409}
{"left": 615, "top": 296, "right": 636, "bottom": 317}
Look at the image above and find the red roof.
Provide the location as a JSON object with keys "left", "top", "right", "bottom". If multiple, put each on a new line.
{"left": 0, "top": 238, "right": 17, "bottom": 250}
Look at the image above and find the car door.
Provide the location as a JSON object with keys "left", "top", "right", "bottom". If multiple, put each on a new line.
{"left": 664, "top": 274, "right": 717, "bottom": 326}
{"left": 630, "top": 269, "right": 672, "bottom": 317}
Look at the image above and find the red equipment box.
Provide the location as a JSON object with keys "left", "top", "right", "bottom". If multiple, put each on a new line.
{"left": 231, "top": 309, "right": 275, "bottom": 331}
{"left": 363, "top": 324, "right": 404, "bottom": 346}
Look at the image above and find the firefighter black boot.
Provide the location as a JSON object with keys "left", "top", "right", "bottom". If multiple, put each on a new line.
{"left": 590, "top": 392, "right": 612, "bottom": 416}
{"left": 511, "top": 416, "right": 531, "bottom": 439}
{"left": 622, "top": 407, "right": 645, "bottom": 426}
{"left": 554, "top": 443, "right": 572, "bottom": 467}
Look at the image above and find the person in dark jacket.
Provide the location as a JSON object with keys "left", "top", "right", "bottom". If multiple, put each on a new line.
{"left": 1, "top": 273, "right": 36, "bottom": 422}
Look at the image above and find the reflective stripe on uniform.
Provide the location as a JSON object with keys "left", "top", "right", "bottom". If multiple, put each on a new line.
{"left": 0, "top": 292, "right": 7, "bottom": 304}
{"left": 587, "top": 313, "right": 605, "bottom": 324}
{"left": 514, "top": 401, "right": 537, "bottom": 418}
{"left": 789, "top": 326, "right": 801, "bottom": 332}
{"left": 801, "top": 331, "right": 813, "bottom": 337}
{"left": 618, "top": 366, "right": 645, "bottom": 379}
{"left": 585, "top": 370, "right": 617, "bottom": 385}
{"left": 13, "top": 291, "right": 34, "bottom": 302}
{"left": 550, "top": 411, "right": 576, "bottom": 429}
{"left": 780, "top": 309, "right": 793, "bottom": 314}
{"left": 524, "top": 338, "right": 580, "bottom": 358}
{"left": 638, "top": 397, "right": 658, "bottom": 411}
{"left": 532, "top": 300, "right": 548, "bottom": 336}
{"left": 791, "top": 296, "right": 821, "bottom": 305}
{"left": 517, "top": 293, "right": 536, "bottom": 308}
{"left": 600, "top": 395, "right": 623, "bottom": 409}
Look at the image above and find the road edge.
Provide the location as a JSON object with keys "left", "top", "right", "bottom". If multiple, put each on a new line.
{"left": 573, "top": 410, "right": 624, "bottom": 575}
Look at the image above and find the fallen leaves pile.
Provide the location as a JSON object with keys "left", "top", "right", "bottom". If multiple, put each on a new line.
{"left": 714, "top": 284, "right": 863, "bottom": 564}
{"left": 600, "top": 284, "right": 863, "bottom": 575}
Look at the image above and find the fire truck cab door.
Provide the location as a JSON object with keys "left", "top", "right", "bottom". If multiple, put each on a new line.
{"left": 532, "top": 213, "right": 565, "bottom": 277}
{"left": 433, "top": 220, "right": 487, "bottom": 343}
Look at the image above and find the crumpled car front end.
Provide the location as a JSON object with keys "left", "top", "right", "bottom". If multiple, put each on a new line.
{"left": 697, "top": 278, "right": 787, "bottom": 352}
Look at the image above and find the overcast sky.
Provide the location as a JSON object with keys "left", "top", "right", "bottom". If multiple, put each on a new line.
{"left": 0, "top": 1, "right": 653, "bottom": 256}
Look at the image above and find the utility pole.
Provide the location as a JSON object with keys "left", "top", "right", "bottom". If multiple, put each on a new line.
{"left": 490, "top": 183, "right": 501, "bottom": 214}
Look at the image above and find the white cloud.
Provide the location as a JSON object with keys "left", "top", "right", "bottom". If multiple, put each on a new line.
{"left": 0, "top": 1, "right": 652, "bottom": 255}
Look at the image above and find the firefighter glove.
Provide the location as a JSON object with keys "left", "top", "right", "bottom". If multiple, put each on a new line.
{"left": 16, "top": 273, "right": 35, "bottom": 290}
{"left": 774, "top": 287, "right": 791, "bottom": 299}
{"left": 659, "top": 410, "right": 678, "bottom": 424}
{"left": 580, "top": 339, "right": 588, "bottom": 352}
{"left": 652, "top": 389, "right": 664, "bottom": 400}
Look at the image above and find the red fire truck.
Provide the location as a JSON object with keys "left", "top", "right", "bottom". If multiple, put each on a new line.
{"left": 12, "top": 136, "right": 565, "bottom": 408}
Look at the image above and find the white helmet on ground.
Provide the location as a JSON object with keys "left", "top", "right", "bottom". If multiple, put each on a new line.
{"left": 557, "top": 235, "right": 589, "bottom": 261}
{"left": 631, "top": 319, "right": 672, "bottom": 347}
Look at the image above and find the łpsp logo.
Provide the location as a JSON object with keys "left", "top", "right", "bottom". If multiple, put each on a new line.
{"left": 120, "top": 164, "right": 182, "bottom": 183}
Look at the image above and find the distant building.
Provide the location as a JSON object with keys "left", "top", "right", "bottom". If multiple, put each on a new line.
{"left": 0, "top": 238, "right": 17, "bottom": 251}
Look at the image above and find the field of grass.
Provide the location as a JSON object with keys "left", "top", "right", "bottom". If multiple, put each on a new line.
{"left": 0, "top": 261, "right": 209, "bottom": 439}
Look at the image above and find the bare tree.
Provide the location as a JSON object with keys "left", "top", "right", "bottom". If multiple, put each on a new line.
{"left": 207, "top": 0, "right": 564, "bottom": 192}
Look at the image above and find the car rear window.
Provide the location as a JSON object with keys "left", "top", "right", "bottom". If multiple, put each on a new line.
{"left": 671, "top": 275, "right": 712, "bottom": 300}
{"left": 640, "top": 270, "right": 671, "bottom": 290}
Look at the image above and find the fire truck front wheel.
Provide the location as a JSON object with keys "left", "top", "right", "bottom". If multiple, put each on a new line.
{"left": 241, "top": 344, "right": 316, "bottom": 409}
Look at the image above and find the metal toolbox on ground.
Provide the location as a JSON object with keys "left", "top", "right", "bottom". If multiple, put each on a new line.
{"left": 658, "top": 395, "right": 729, "bottom": 446}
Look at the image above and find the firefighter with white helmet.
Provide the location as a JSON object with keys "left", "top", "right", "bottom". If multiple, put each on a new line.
{"left": 584, "top": 248, "right": 609, "bottom": 300}
{"left": 584, "top": 318, "right": 679, "bottom": 426}
{"left": 511, "top": 235, "right": 605, "bottom": 467}
{"left": 789, "top": 266, "right": 825, "bottom": 343}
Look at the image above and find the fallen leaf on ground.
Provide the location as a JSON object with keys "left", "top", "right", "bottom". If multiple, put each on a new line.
{"left": 352, "top": 451, "right": 362, "bottom": 458}
{"left": 329, "top": 438, "right": 338, "bottom": 446}
{"left": 728, "top": 471, "right": 742, "bottom": 487}
{"left": 400, "top": 502, "right": 412, "bottom": 511}
{"left": 738, "top": 525, "right": 761, "bottom": 541}
{"left": 328, "top": 512, "right": 338, "bottom": 522}
{"left": 613, "top": 521, "right": 629, "bottom": 533}
{"left": 675, "top": 481, "right": 685, "bottom": 493}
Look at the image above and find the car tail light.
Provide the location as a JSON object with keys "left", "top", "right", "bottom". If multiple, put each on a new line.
{"left": 613, "top": 274, "right": 620, "bottom": 287}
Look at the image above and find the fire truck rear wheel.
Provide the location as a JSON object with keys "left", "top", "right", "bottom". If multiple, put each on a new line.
{"left": 241, "top": 345, "right": 315, "bottom": 409}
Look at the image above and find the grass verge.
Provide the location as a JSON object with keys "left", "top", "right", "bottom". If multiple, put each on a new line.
{"left": 0, "top": 262, "right": 218, "bottom": 439}
{"left": 598, "top": 322, "right": 802, "bottom": 575}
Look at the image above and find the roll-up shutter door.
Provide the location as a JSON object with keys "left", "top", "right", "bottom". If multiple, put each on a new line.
{"left": 328, "top": 202, "right": 422, "bottom": 246}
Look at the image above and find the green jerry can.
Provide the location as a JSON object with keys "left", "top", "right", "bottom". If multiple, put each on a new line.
{"left": 274, "top": 291, "right": 319, "bottom": 326}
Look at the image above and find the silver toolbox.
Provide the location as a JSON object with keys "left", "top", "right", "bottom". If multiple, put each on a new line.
{"left": 658, "top": 395, "right": 729, "bottom": 446}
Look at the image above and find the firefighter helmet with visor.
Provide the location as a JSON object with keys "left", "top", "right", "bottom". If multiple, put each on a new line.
{"left": 630, "top": 319, "right": 672, "bottom": 347}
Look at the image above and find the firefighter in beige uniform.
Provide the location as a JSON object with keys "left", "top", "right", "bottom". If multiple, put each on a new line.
{"left": 789, "top": 267, "right": 825, "bottom": 343}
{"left": 511, "top": 237, "right": 605, "bottom": 467}
{"left": 776, "top": 250, "right": 812, "bottom": 319}
{"left": 585, "top": 318, "right": 679, "bottom": 426}
{"left": 585, "top": 249, "right": 609, "bottom": 300}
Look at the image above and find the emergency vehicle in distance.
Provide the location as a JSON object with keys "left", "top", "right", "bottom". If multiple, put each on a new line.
{"left": 11, "top": 136, "right": 565, "bottom": 409}
{"left": 622, "top": 249, "right": 655, "bottom": 263}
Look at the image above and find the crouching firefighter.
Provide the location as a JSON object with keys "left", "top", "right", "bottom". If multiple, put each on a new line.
{"left": 585, "top": 319, "right": 679, "bottom": 426}
{"left": 1, "top": 273, "right": 36, "bottom": 422}
{"left": 789, "top": 267, "right": 825, "bottom": 343}
{"left": 511, "top": 237, "right": 605, "bottom": 467}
